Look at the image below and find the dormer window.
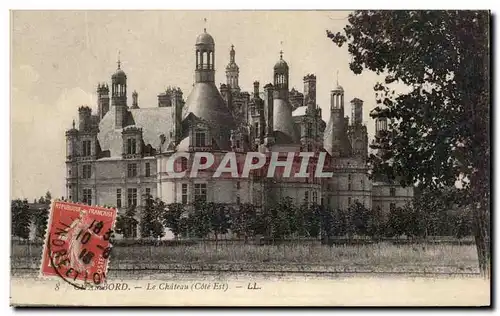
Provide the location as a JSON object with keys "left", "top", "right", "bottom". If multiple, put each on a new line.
{"left": 195, "top": 131, "right": 206, "bottom": 147}
{"left": 127, "top": 138, "right": 136, "bottom": 155}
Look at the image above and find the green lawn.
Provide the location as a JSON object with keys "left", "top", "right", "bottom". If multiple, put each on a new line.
{"left": 11, "top": 241, "right": 478, "bottom": 273}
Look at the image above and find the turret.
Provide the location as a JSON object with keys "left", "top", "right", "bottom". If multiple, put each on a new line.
{"left": 273, "top": 50, "right": 289, "bottom": 101}
{"left": 323, "top": 79, "right": 351, "bottom": 157}
{"left": 195, "top": 29, "right": 215, "bottom": 83}
{"left": 111, "top": 57, "right": 128, "bottom": 129}
{"left": 226, "top": 45, "right": 240, "bottom": 93}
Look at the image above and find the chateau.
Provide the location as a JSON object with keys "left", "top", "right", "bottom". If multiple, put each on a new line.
{"left": 65, "top": 29, "right": 413, "bottom": 232}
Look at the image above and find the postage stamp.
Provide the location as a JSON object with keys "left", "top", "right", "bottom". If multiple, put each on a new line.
{"left": 39, "top": 201, "right": 117, "bottom": 288}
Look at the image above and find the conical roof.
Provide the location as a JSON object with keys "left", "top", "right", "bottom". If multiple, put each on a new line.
{"left": 182, "top": 82, "right": 236, "bottom": 129}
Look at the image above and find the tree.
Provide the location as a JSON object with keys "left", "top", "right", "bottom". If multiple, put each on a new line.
{"left": 269, "top": 197, "right": 295, "bottom": 240}
{"left": 367, "top": 206, "right": 384, "bottom": 240}
{"left": 230, "top": 203, "right": 258, "bottom": 242}
{"left": 303, "top": 203, "right": 321, "bottom": 239}
{"left": 190, "top": 200, "right": 211, "bottom": 240}
{"left": 140, "top": 195, "right": 165, "bottom": 240}
{"left": 45, "top": 191, "right": 52, "bottom": 203}
{"left": 11, "top": 199, "right": 31, "bottom": 239}
{"left": 208, "top": 203, "right": 231, "bottom": 250}
{"left": 33, "top": 209, "right": 49, "bottom": 240}
{"left": 319, "top": 206, "right": 336, "bottom": 244}
{"left": 349, "top": 202, "right": 370, "bottom": 237}
{"left": 328, "top": 11, "right": 490, "bottom": 276}
{"left": 163, "top": 203, "right": 186, "bottom": 239}
{"left": 115, "top": 206, "right": 138, "bottom": 238}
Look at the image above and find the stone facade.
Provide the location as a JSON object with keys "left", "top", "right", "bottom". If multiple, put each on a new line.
{"left": 65, "top": 30, "right": 413, "bottom": 230}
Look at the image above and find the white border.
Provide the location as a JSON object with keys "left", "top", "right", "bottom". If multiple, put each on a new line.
{"left": 3, "top": 1, "right": 498, "bottom": 314}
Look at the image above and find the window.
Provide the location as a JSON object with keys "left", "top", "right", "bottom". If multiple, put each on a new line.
{"left": 236, "top": 181, "right": 240, "bottom": 190}
{"left": 304, "top": 191, "right": 309, "bottom": 203}
{"left": 145, "top": 188, "right": 151, "bottom": 198}
{"left": 307, "top": 144, "right": 313, "bottom": 152}
{"left": 348, "top": 197, "right": 352, "bottom": 206}
{"left": 127, "top": 163, "right": 137, "bottom": 177}
{"left": 181, "top": 157, "right": 188, "bottom": 171}
{"left": 83, "top": 188, "right": 92, "bottom": 205}
{"left": 145, "top": 162, "right": 151, "bottom": 177}
{"left": 312, "top": 191, "right": 318, "bottom": 204}
{"left": 348, "top": 183, "right": 352, "bottom": 191}
{"left": 195, "top": 131, "right": 206, "bottom": 147}
{"left": 127, "top": 138, "right": 136, "bottom": 155}
{"left": 254, "top": 122, "right": 259, "bottom": 137}
{"left": 127, "top": 188, "right": 138, "bottom": 207}
{"left": 348, "top": 174, "right": 352, "bottom": 181}
{"left": 82, "top": 140, "right": 91, "bottom": 157}
{"left": 307, "top": 122, "right": 312, "bottom": 138}
{"left": 194, "top": 183, "right": 207, "bottom": 202}
{"left": 236, "top": 140, "right": 241, "bottom": 149}
{"left": 361, "top": 178, "right": 364, "bottom": 189}
{"left": 390, "top": 187, "right": 396, "bottom": 197}
{"left": 182, "top": 184, "right": 188, "bottom": 204}
{"left": 236, "top": 196, "right": 241, "bottom": 205}
{"left": 116, "top": 189, "right": 122, "bottom": 208}
{"left": 390, "top": 202, "right": 396, "bottom": 211}
{"left": 82, "top": 165, "right": 91, "bottom": 179}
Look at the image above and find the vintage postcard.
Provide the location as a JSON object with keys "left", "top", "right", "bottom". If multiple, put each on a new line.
{"left": 10, "top": 10, "right": 491, "bottom": 306}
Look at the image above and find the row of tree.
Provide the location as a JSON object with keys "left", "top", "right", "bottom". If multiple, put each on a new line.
{"left": 11, "top": 191, "right": 51, "bottom": 240}
{"left": 115, "top": 193, "right": 473, "bottom": 245}
{"left": 11, "top": 190, "right": 473, "bottom": 243}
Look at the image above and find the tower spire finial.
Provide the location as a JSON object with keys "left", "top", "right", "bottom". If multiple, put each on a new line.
{"left": 117, "top": 50, "right": 121, "bottom": 69}
{"left": 72, "top": 119, "right": 75, "bottom": 129}
{"left": 203, "top": 18, "right": 207, "bottom": 32}
{"left": 279, "top": 41, "right": 284, "bottom": 60}
{"left": 336, "top": 70, "right": 339, "bottom": 86}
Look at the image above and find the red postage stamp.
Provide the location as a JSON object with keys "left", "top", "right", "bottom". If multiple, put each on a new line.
{"left": 40, "top": 200, "right": 117, "bottom": 288}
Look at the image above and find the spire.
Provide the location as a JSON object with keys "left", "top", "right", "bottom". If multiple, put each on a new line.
{"left": 117, "top": 50, "right": 121, "bottom": 70}
{"left": 280, "top": 50, "right": 283, "bottom": 60}
{"left": 72, "top": 120, "right": 75, "bottom": 129}
{"left": 203, "top": 17, "right": 207, "bottom": 33}
{"left": 230, "top": 44, "right": 235, "bottom": 63}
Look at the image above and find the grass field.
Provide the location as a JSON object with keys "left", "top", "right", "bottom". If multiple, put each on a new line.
{"left": 11, "top": 241, "right": 478, "bottom": 273}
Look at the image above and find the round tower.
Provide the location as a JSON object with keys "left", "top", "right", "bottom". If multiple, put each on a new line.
{"left": 195, "top": 29, "right": 215, "bottom": 83}
{"left": 273, "top": 50, "right": 289, "bottom": 101}
{"left": 111, "top": 57, "right": 127, "bottom": 128}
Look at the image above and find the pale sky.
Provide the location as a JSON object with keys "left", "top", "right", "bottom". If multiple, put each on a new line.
{"left": 11, "top": 10, "right": 388, "bottom": 200}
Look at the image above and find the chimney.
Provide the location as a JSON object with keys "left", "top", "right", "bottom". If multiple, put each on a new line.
{"left": 264, "top": 83, "right": 274, "bottom": 139}
{"left": 131, "top": 90, "right": 139, "bottom": 109}
{"left": 350, "top": 98, "right": 363, "bottom": 126}
{"left": 78, "top": 106, "right": 92, "bottom": 131}
{"left": 303, "top": 74, "right": 316, "bottom": 108}
{"left": 97, "top": 83, "right": 110, "bottom": 120}
{"left": 253, "top": 81, "right": 260, "bottom": 98}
